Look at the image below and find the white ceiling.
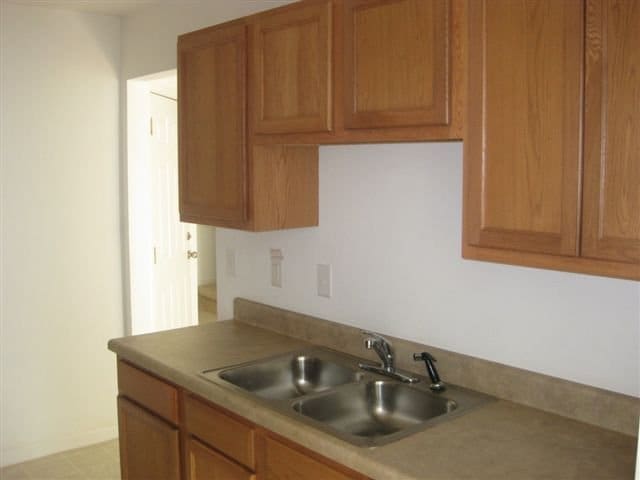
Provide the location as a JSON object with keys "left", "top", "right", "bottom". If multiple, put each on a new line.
{"left": 7, "top": 0, "right": 164, "bottom": 17}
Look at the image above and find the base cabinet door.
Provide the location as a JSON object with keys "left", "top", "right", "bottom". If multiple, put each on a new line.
{"left": 117, "top": 397, "right": 181, "bottom": 480}
{"left": 188, "top": 438, "right": 256, "bottom": 480}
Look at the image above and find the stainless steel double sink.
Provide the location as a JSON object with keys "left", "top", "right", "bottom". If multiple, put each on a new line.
{"left": 200, "top": 347, "right": 493, "bottom": 447}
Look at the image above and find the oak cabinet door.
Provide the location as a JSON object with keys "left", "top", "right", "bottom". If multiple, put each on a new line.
{"left": 178, "top": 24, "right": 248, "bottom": 228}
{"left": 343, "top": 0, "right": 449, "bottom": 129}
{"left": 582, "top": 0, "right": 640, "bottom": 264}
{"left": 464, "top": 0, "right": 583, "bottom": 256}
{"left": 188, "top": 438, "right": 256, "bottom": 480}
{"left": 118, "top": 397, "right": 180, "bottom": 480}
{"left": 252, "top": 1, "right": 333, "bottom": 134}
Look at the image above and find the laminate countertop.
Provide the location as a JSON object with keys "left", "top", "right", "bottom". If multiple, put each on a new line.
{"left": 108, "top": 321, "right": 637, "bottom": 480}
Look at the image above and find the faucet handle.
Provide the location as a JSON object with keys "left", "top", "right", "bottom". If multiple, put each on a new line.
{"left": 361, "top": 330, "right": 391, "bottom": 346}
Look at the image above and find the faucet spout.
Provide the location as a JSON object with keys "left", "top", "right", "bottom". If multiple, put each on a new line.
{"left": 359, "top": 331, "right": 418, "bottom": 383}
{"left": 361, "top": 331, "right": 395, "bottom": 372}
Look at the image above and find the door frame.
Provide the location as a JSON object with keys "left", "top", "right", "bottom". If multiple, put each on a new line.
{"left": 125, "top": 69, "right": 189, "bottom": 335}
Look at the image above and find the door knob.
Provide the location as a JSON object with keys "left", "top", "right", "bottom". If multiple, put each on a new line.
{"left": 187, "top": 250, "right": 198, "bottom": 259}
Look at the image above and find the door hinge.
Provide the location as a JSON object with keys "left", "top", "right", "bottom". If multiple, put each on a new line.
{"left": 153, "top": 246, "right": 157, "bottom": 264}
{"left": 150, "top": 116, "right": 154, "bottom": 136}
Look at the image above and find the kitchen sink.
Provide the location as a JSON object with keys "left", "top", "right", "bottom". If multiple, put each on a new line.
{"left": 200, "top": 347, "right": 493, "bottom": 447}
{"left": 202, "top": 348, "right": 362, "bottom": 400}
{"left": 293, "top": 381, "right": 457, "bottom": 439}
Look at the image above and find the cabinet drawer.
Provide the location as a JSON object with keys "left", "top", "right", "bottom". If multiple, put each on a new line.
{"left": 188, "top": 437, "right": 256, "bottom": 480}
{"left": 257, "top": 434, "right": 367, "bottom": 480}
{"left": 117, "top": 360, "right": 179, "bottom": 424}
{"left": 184, "top": 395, "right": 255, "bottom": 470}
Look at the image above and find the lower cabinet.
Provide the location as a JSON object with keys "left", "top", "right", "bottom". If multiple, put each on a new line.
{"left": 116, "top": 360, "right": 368, "bottom": 480}
{"left": 118, "top": 397, "right": 181, "bottom": 480}
{"left": 188, "top": 438, "right": 255, "bottom": 480}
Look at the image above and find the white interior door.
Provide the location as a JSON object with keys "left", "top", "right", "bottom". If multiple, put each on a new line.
{"left": 150, "top": 92, "right": 198, "bottom": 331}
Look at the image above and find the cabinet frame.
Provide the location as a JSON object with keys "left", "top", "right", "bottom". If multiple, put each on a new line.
{"left": 116, "top": 360, "right": 368, "bottom": 480}
{"left": 248, "top": 0, "right": 466, "bottom": 145}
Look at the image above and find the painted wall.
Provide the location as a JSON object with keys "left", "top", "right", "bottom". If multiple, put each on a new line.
{"left": 119, "top": 0, "right": 639, "bottom": 397}
{"left": 0, "top": 3, "right": 122, "bottom": 466}
{"left": 216, "top": 143, "right": 640, "bottom": 398}
{"left": 121, "top": 0, "right": 295, "bottom": 81}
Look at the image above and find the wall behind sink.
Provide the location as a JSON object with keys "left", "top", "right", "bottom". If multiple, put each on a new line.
{"left": 118, "top": 1, "right": 639, "bottom": 397}
{"left": 217, "top": 143, "right": 640, "bottom": 399}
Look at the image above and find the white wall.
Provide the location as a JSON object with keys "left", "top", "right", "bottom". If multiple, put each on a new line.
{"left": 1, "top": 3, "right": 122, "bottom": 466}
{"left": 217, "top": 143, "right": 640, "bottom": 398}
{"left": 119, "top": 1, "right": 639, "bottom": 398}
{"left": 121, "top": 0, "right": 295, "bottom": 80}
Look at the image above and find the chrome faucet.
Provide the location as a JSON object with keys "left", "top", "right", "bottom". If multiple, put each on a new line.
{"left": 363, "top": 331, "right": 395, "bottom": 372}
{"left": 358, "top": 331, "right": 418, "bottom": 383}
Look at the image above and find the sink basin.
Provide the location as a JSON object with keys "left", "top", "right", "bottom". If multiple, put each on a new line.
{"left": 293, "top": 381, "right": 457, "bottom": 445}
{"left": 207, "top": 350, "right": 360, "bottom": 400}
{"left": 201, "top": 347, "right": 493, "bottom": 447}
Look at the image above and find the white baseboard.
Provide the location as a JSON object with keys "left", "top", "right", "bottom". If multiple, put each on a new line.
{"left": 1, "top": 425, "right": 118, "bottom": 468}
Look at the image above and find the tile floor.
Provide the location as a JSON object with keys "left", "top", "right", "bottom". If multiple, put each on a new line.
{"left": 0, "top": 439, "right": 120, "bottom": 480}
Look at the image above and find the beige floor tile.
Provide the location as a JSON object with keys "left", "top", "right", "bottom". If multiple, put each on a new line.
{"left": 20, "top": 455, "right": 82, "bottom": 480}
{"left": 78, "top": 461, "right": 120, "bottom": 480}
{"left": 2, "top": 439, "right": 120, "bottom": 480}
{"left": 0, "top": 464, "right": 31, "bottom": 480}
{"left": 199, "top": 308, "right": 217, "bottom": 324}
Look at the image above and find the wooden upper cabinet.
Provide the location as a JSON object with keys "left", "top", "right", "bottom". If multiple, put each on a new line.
{"left": 464, "top": 0, "right": 583, "bottom": 256}
{"left": 178, "top": 23, "right": 248, "bottom": 228}
{"left": 342, "top": 0, "right": 449, "bottom": 129}
{"left": 251, "top": 1, "right": 333, "bottom": 134}
{"left": 582, "top": 0, "right": 640, "bottom": 264}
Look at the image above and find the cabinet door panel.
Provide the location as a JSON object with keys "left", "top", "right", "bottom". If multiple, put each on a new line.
{"left": 118, "top": 397, "right": 180, "bottom": 480}
{"left": 464, "top": 0, "right": 583, "bottom": 256}
{"left": 178, "top": 24, "right": 248, "bottom": 227}
{"left": 188, "top": 438, "right": 255, "bottom": 480}
{"left": 343, "top": 0, "right": 449, "bottom": 129}
{"left": 252, "top": 2, "right": 332, "bottom": 133}
{"left": 582, "top": 0, "right": 640, "bottom": 264}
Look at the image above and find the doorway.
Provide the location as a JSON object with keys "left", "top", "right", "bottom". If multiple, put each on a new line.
{"left": 126, "top": 70, "right": 216, "bottom": 335}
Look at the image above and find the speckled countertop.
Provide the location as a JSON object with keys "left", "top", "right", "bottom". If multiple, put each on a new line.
{"left": 108, "top": 321, "right": 637, "bottom": 480}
